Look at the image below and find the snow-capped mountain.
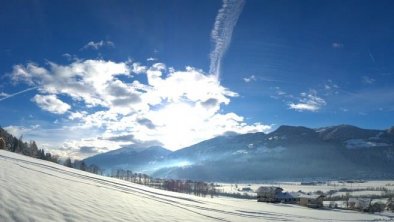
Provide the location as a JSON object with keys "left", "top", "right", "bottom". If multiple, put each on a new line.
{"left": 85, "top": 125, "right": 394, "bottom": 181}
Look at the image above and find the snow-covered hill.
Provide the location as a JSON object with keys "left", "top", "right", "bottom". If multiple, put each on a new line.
{"left": 0, "top": 150, "right": 391, "bottom": 221}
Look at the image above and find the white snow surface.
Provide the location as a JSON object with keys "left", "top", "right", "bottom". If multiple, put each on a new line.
{"left": 0, "top": 150, "right": 392, "bottom": 222}
{"left": 218, "top": 181, "right": 394, "bottom": 196}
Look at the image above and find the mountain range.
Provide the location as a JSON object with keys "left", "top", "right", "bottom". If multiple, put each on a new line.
{"left": 84, "top": 125, "right": 394, "bottom": 181}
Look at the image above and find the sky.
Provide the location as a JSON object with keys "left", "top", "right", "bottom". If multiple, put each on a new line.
{"left": 1, "top": 0, "right": 394, "bottom": 159}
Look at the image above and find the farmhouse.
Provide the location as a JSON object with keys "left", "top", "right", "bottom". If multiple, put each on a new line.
{"left": 297, "top": 193, "right": 325, "bottom": 208}
{"left": 256, "top": 186, "right": 324, "bottom": 208}
{"left": 256, "top": 187, "right": 298, "bottom": 203}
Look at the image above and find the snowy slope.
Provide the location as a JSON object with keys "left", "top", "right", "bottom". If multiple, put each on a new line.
{"left": 0, "top": 150, "right": 392, "bottom": 222}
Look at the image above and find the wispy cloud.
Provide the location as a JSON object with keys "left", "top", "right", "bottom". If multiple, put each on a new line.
{"left": 0, "top": 87, "right": 37, "bottom": 102}
{"left": 368, "top": 49, "right": 376, "bottom": 63}
{"left": 147, "top": 57, "right": 157, "bottom": 62}
{"left": 332, "top": 42, "right": 344, "bottom": 48}
{"left": 322, "top": 79, "right": 340, "bottom": 96}
{"left": 209, "top": 0, "right": 245, "bottom": 79}
{"left": 288, "top": 91, "right": 326, "bottom": 112}
{"left": 362, "top": 76, "right": 375, "bottom": 84}
{"left": 81, "top": 40, "right": 115, "bottom": 50}
{"left": 336, "top": 88, "right": 394, "bottom": 112}
{"left": 243, "top": 75, "right": 257, "bottom": 83}
{"left": 0, "top": 92, "right": 9, "bottom": 97}
{"left": 244, "top": 75, "right": 283, "bottom": 83}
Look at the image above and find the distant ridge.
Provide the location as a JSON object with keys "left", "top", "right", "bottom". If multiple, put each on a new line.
{"left": 85, "top": 124, "right": 394, "bottom": 181}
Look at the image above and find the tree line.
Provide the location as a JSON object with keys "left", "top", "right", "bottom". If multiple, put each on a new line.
{"left": 0, "top": 127, "right": 59, "bottom": 163}
{"left": 63, "top": 157, "right": 103, "bottom": 174}
{"left": 0, "top": 127, "right": 101, "bottom": 174}
{"left": 109, "top": 168, "right": 218, "bottom": 198}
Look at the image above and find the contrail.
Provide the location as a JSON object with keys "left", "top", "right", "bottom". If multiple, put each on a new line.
{"left": 0, "top": 87, "right": 37, "bottom": 102}
{"left": 209, "top": 0, "right": 245, "bottom": 79}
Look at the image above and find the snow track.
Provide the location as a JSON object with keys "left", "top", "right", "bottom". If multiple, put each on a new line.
{"left": 0, "top": 151, "right": 392, "bottom": 222}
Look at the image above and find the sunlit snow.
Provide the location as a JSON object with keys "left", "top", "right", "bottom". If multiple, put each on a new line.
{"left": 0, "top": 150, "right": 392, "bottom": 221}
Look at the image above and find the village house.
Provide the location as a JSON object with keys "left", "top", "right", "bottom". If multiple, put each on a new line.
{"left": 297, "top": 193, "right": 325, "bottom": 208}
{"left": 256, "top": 186, "right": 324, "bottom": 208}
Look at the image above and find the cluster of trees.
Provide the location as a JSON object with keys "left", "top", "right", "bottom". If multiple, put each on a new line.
{"left": 109, "top": 168, "right": 217, "bottom": 198}
{"left": 63, "top": 157, "right": 103, "bottom": 175}
{"left": 110, "top": 169, "right": 151, "bottom": 185}
{"left": 0, "top": 127, "right": 101, "bottom": 175}
{"left": 161, "top": 179, "right": 217, "bottom": 197}
{"left": 0, "top": 127, "right": 59, "bottom": 163}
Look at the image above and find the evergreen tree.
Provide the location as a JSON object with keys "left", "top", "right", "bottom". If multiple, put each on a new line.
{"left": 0, "top": 137, "right": 5, "bottom": 150}
{"left": 80, "top": 161, "right": 87, "bottom": 171}
{"left": 29, "top": 141, "right": 39, "bottom": 158}
{"left": 64, "top": 157, "right": 73, "bottom": 168}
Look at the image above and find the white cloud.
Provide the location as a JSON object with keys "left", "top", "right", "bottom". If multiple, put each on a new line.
{"left": 243, "top": 75, "right": 257, "bottom": 83}
{"left": 289, "top": 91, "right": 326, "bottom": 112}
{"left": 32, "top": 94, "right": 71, "bottom": 114}
{"left": 322, "top": 79, "right": 340, "bottom": 96}
{"left": 12, "top": 60, "right": 132, "bottom": 108}
{"left": 147, "top": 57, "right": 157, "bottom": 62}
{"left": 3, "top": 125, "right": 39, "bottom": 138}
{"left": 11, "top": 59, "right": 271, "bottom": 154}
{"left": 324, "top": 80, "right": 339, "bottom": 90}
{"left": 209, "top": 0, "right": 245, "bottom": 78}
{"left": 62, "top": 53, "right": 79, "bottom": 61}
{"left": 0, "top": 92, "right": 9, "bottom": 97}
{"left": 68, "top": 111, "right": 88, "bottom": 120}
{"left": 131, "top": 62, "right": 147, "bottom": 74}
{"left": 81, "top": 40, "right": 115, "bottom": 50}
{"left": 332, "top": 42, "right": 344, "bottom": 48}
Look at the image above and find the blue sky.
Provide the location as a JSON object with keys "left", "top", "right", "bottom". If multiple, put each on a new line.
{"left": 1, "top": 0, "right": 394, "bottom": 158}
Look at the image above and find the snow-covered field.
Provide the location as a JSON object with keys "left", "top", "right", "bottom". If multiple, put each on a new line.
{"left": 0, "top": 150, "right": 393, "bottom": 222}
{"left": 218, "top": 180, "right": 394, "bottom": 196}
